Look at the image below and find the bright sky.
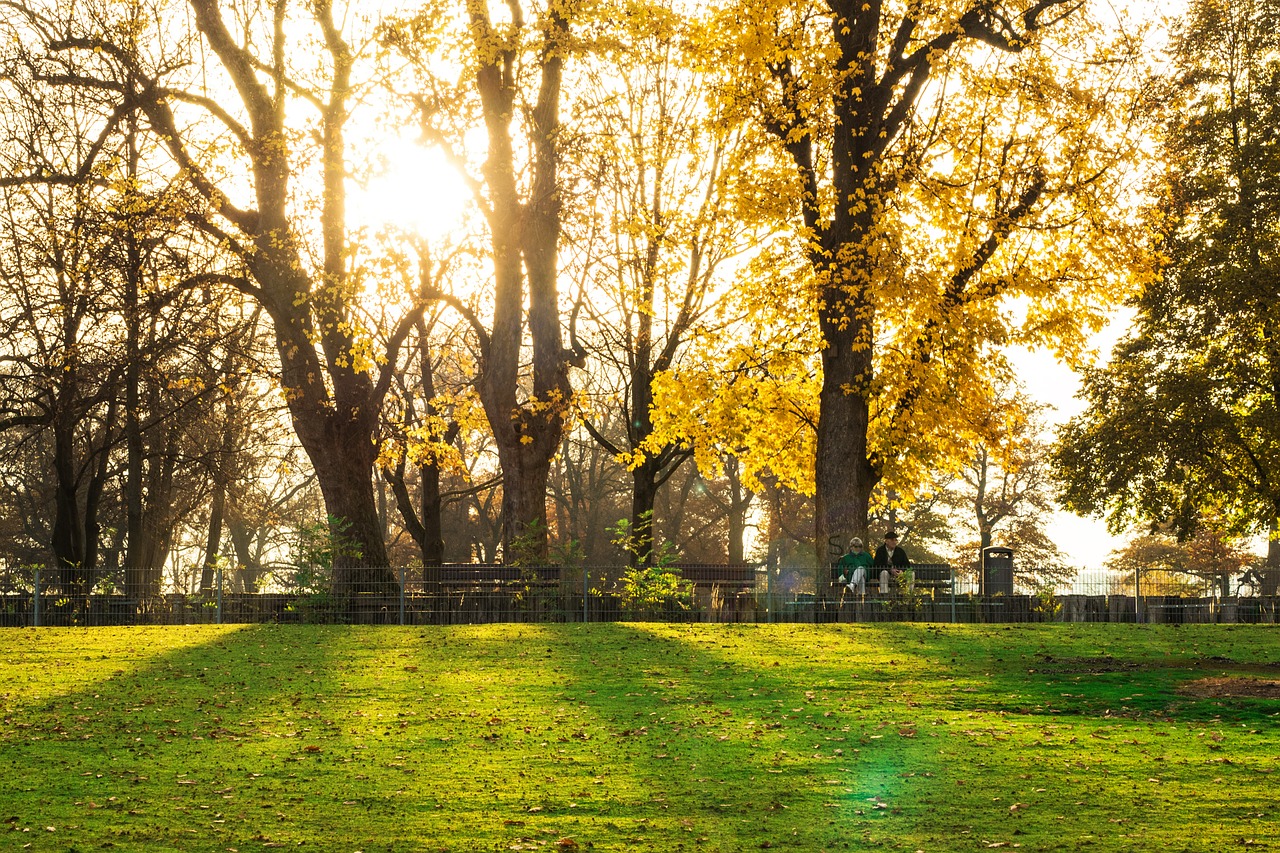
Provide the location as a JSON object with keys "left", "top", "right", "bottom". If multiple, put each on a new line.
{"left": 1007, "top": 309, "right": 1133, "bottom": 570}
{"left": 348, "top": 134, "right": 473, "bottom": 243}
{"left": 1006, "top": 0, "right": 1185, "bottom": 571}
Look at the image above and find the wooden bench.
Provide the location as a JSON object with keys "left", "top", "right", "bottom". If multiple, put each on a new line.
{"left": 419, "top": 564, "right": 562, "bottom": 591}
{"left": 904, "top": 563, "right": 952, "bottom": 592}
{"left": 847, "top": 564, "right": 952, "bottom": 595}
{"left": 674, "top": 564, "right": 758, "bottom": 592}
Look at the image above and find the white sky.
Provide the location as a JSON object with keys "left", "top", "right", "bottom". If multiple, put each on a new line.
{"left": 1002, "top": 0, "right": 1182, "bottom": 571}
{"left": 1007, "top": 307, "right": 1134, "bottom": 570}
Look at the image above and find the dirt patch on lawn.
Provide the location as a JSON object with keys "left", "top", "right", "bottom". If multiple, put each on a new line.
{"left": 1032, "top": 654, "right": 1146, "bottom": 674}
{"left": 1179, "top": 677, "right": 1280, "bottom": 699}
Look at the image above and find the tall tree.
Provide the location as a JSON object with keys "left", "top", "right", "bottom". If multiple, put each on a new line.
{"left": 4, "top": 0, "right": 444, "bottom": 589}
{"left": 387, "top": 0, "right": 579, "bottom": 559}
{"left": 944, "top": 402, "right": 1074, "bottom": 585}
{"left": 707, "top": 0, "right": 1146, "bottom": 585}
{"left": 0, "top": 17, "right": 255, "bottom": 599}
{"left": 1054, "top": 0, "right": 1280, "bottom": 595}
{"left": 570, "top": 0, "right": 758, "bottom": 566}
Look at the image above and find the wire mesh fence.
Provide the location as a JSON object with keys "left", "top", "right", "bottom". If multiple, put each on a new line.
{"left": 1, "top": 562, "right": 1275, "bottom": 626}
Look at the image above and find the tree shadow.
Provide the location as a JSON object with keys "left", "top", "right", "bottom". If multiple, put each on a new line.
{"left": 2, "top": 623, "right": 1277, "bottom": 852}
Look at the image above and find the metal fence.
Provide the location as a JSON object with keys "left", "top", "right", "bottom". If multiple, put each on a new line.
{"left": 1, "top": 563, "right": 1275, "bottom": 626}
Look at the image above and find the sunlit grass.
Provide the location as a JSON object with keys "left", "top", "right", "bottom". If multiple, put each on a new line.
{"left": 0, "top": 623, "right": 1276, "bottom": 851}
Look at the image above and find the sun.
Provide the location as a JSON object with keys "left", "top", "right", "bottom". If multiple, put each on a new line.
{"left": 350, "top": 134, "right": 473, "bottom": 244}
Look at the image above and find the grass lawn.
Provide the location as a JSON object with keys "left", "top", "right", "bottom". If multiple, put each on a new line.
{"left": 0, "top": 623, "right": 1277, "bottom": 852}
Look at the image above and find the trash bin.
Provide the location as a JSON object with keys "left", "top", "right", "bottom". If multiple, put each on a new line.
{"left": 982, "top": 547, "right": 1014, "bottom": 596}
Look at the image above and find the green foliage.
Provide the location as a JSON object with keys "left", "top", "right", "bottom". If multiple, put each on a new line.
{"left": 609, "top": 513, "right": 692, "bottom": 614}
{"left": 615, "top": 564, "right": 694, "bottom": 615}
{"left": 609, "top": 512, "right": 679, "bottom": 568}
{"left": 506, "top": 519, "right": 584, "bottom": 571}
{"left": 286, "top": 516, "right": 362, "bottom": 621}
{"left": 1031, "top": 585, "right": 1063, "bottom": 621}
{"left": 1054, "top": 0, "right": 1280, "bottom": 540}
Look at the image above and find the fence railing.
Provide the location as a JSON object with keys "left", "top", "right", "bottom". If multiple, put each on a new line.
{"left": 1, "top": 563, "right": 1274, "bottom": 627}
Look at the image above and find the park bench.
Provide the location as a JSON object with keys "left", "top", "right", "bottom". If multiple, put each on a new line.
{"left": 675, "top": 564, "right": 759, "bottom": 593}
{"left": 904, "top": 563, "right": 952, "bottom": 593}
{"left": 846, "top": 563, "right": 952, "bottom": 595}
{"left": 419, "top": 564, "right": 562, "bottom": 591}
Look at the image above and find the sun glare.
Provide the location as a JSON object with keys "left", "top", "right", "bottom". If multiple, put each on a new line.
{"left": 352, "top": 136, "right": 473, "bottom": 243}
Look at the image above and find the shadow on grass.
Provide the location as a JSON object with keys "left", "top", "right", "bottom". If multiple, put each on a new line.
{"left": 527, "top": 622, "right": 946, "bottom": 851}
{"left": 547, "top": 623, "right": 1280, "bottom": 853}
{"left": 894, "top": 622, "right": 1280, "bottom": 725}
{"left": 1, "top": 623, "right": 1276, "bottom": 853}
{"left": 0, "top": 625, "right": 529, "bottom": 852}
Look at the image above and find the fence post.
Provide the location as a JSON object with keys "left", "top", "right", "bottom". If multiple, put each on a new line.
{"left": 1134, "top": 565, "right": 1142, "bottom": 623}
{"left": 583, "top": 566, "right": 588, "bottom": 624}
{"left": 766, "top": 563, "right": 774, "bottom": 624}
{"left": 32, "top": 567, "right": 40, "bottom": 628}
{"left": 950, "top": 568, "right": 956, "bottom": 624}
{"left": 216, "top": 564, "right": 223, "bottom": 625}
{"left": 399, "top": 565, "right": 406, "bottom": 627}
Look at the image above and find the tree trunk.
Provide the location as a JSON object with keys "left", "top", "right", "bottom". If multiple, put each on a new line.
{"left": 228, "top": 516, "right": 261, "bottom": 594}
{"left": 813, "top": 322, "right": 878, "bottom": 595}
{"left": 630, "top": 464, "right": 661, "bottom": 568}
{"left": 122, "top": 98, "right": 148, "bottom": 602}
{"left": 303, "top": 418, "right": 395, "bottom": 592}
{"left": 1264, "top": 517, "right": 1280, "bottom": 597}
{"left": 725, "top": 457, "right": 752, "bottom": 565}
{"left": 497, "top": 444, "right": 557, "bottom": 563}
{"left": 419, "top": 462, "right": 445, "bottom": 568}
{"left": 466, "top": 0, "right": 574, "bottom": 563}
{"left": 199, "top": 478, "right": 227, "bottom": 594}
{"left": 50, "top": 421, "right": 85, "bottom": 592}
{"left": 385, "top": 454, "right": 446, "bottom": 573}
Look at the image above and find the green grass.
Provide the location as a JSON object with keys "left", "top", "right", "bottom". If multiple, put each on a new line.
{"left": 0, "top": 623, "right": 1277, "bottom": 852}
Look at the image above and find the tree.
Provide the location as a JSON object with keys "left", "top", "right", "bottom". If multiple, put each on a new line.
{"left": 1104, "top": 525, "right": 1255, "bottom": 598}
{"left": 5, "top": 0, "right": 451, "bottom": 590}
{"left": 385, "top": 0, "right": 582, "bottom": 561}
{"left": 378, "top": 305, "right": 480, "bottom": 570}
{"left": 569, "top": 0, "right": 763, "bottom": 567}
{"left": 943, "top": 397, "right": 1073, "bottom": 585}
{"left": 0, "top": 21, "right": 263, "bottom": 600}
{"left": 0, "top": 181, "right": 119, "bottom": 595}
{"left": 1054, "top": 0, "right": 1280, "bottom": 595}
{"left": 704, "top": 0, "right": 1147, "bottom": 585}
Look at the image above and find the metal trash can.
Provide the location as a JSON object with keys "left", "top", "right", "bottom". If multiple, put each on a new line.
{"left": 981, "top": 546, "right": 1014, "bottom": 596}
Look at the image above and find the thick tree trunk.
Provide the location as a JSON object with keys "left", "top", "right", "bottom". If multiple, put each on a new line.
{"left": 497, "top": 442, "right": 557, "bottom": 562}
{"left": 630, "top": 464, "right": 661, "bottom": 568}
{"left": 304, "top": 419, "right": 396, "bottom": 592}
{"left": 813, "top": 316, "right": 878, "bottom": 595}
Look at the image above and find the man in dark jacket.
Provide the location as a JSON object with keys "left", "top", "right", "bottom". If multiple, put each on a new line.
{"left": 873, "top": 531, "right": 910, "bottom": 592}
{"left": 874, "top": 531, "right": 911, "bottom": 568}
